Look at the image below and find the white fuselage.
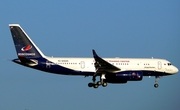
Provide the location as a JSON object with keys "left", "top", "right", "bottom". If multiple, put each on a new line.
{"left": 46, "top": 57, "right": 178, "bottom": 75}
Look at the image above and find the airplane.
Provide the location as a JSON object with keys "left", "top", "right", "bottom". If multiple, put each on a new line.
{"left": 9, "top": 24, "right": 178, "bottom": 89}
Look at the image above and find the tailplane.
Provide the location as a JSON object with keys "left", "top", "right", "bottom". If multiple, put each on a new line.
{"left": 9, "top": 24, "right": 45, "bottom": 58}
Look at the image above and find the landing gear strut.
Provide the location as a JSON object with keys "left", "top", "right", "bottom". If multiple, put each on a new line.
{"left": 101, "top": 74, "right": 107, "bottom": 87}
{"left": 88, "top": 75, "right": 98, "bottom": 88}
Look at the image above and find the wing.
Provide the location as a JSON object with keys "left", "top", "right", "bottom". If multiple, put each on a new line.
{"left": 92, "top": 49, "right": 121, "bottom": 74}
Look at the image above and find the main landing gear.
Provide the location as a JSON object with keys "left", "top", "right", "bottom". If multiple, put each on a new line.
{"left": 154, "top": 76, "right": 160, "bottom": 88}
{"left": 88, "top": 74, "right": 107, "bottom": 88}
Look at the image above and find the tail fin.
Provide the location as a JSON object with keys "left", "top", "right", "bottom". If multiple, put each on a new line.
{"left": 9, "top": 24, "right": 45, "bottom": 58}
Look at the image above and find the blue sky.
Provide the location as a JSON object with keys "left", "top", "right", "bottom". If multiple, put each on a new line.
{"left": 0, "top": 1, "right": 180, "bottom": 110}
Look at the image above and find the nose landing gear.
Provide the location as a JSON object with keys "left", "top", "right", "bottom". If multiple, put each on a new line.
{"left": 154, "top": 76, "right": 160, "bottom": 88}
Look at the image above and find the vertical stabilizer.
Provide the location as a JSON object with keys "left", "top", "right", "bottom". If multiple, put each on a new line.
{"left": 9, "top": 24, "right": 45, "bottom": 58}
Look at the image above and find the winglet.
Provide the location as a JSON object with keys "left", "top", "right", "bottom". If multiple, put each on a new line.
{"left": 92, "top": 49, "right": 99, "bottom": 58}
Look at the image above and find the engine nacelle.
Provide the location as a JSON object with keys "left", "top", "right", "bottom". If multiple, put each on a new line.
{"left": 116, "top": 71, "right": 143, "bottom": 81}
{"left": 105, "top": 71, "right": 143, "bottom": 83}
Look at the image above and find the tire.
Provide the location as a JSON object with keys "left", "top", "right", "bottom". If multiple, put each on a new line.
{"left": 93, "top": 84, "right": 99, "bottom": 88}
{"left": 97, "top": 81, "right": 102, "bottom": 85}
{"left": 154, "top": 84, "right": 159, "bottom": 88}
{"left": 88, "top": 83, "right": 93, "bottom": 87}
{"left": 102, "top": 82, "right": 107, "bottom": 87}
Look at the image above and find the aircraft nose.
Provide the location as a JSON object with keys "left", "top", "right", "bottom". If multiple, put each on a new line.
{"left": 174, "top": 66, "right": 179, "bottom": 73}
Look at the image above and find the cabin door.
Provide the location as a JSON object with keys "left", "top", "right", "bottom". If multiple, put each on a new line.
{"left": 157, "top": 61, "right": 162, "bottom": 70}
{"left": 81, "top": 61, "right": 85, "bottom": 69}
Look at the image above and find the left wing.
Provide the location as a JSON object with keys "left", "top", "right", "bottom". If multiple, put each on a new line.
{"left": 92, "top": 49, "right": 121, "bottom": 74}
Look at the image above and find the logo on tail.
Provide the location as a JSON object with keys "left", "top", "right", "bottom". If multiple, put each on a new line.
{"left": 21, "top": 45, "right": 32, "bottom": 51}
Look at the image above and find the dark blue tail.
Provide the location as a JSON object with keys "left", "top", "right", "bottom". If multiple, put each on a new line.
{"left": 9, "top": 24, "right": 45, "bottom": 58}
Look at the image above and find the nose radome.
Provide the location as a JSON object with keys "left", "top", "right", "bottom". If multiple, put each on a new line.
{"left": 174, "top": 67, "right": 179, "bottom": 73}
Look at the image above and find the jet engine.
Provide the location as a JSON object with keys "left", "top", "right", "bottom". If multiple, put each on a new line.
{"left": 105, "top": 71, "right": 143, "bottom": 83}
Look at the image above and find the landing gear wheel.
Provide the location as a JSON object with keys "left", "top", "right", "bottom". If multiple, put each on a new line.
{"left": 97, "top": 81, "right": 102, "bottom": 85}
{"left": 93, "top": 84, "right": 99, "bottom": 88}
{"left": 102, "top": 82, "right": 107, "bottom": 87}
{"left": 154, "top": 84, "right": 159, "bottom": 88}
{"left": 88, "top": 83, "right": 94, "bottom": 87}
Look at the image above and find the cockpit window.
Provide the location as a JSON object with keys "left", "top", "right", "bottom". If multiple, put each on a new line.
{"left": 168, "top": 63, "right": 172, "bottom": 66}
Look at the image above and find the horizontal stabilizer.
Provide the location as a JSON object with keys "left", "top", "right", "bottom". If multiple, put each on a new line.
{"left": 18, "top": 56, "right": 38, "bottom": 66}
